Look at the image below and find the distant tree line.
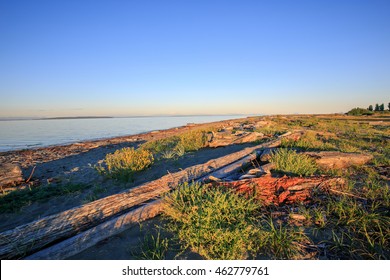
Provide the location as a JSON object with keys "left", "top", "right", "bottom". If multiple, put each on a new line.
{"left": 347, "top": 102, "right": 389, "bottom": 116}
{"left": 367, "top": 103, "right": 389, "bottom": 112}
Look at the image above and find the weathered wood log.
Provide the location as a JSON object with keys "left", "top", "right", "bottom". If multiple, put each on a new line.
{"left": 304, "top": 151, "right": 373, "bottom": 169}
{"left": 0, "top": 163, "right": 23, "bottom": 189}
{"left": 201, "top": 151, "right": 262, "bottom": 182}
{"left": 25, "top": 200, "right": 163, "bottom": 260}
{"left": 258, "top": 163, "right": 275, "bottom": 174}
{"left": 0, "top": 137, "right": 285, "bottom": 259}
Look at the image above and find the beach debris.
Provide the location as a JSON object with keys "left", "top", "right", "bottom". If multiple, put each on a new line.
{"left": 0, "top": 137, "right": 283, "bottom": 260}
{"left": 211, "top": 175, "right": 344, "bottom": 206}
{"left": 0, "top": 163, "right": 23, "bottom": 190}
{"left": 303, "top": 151, "right": 373, "bottom": 169}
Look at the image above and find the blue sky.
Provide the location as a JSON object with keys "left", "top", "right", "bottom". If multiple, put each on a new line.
{"left": 0, "top": 0, "right": 389, "bottom": 117}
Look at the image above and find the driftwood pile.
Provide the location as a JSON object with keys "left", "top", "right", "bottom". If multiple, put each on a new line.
{"left": 1, "top": 134, "right": 294, "bottom": 260}
{"left": 0, "top": 128, "right": 375, "bottom": 260}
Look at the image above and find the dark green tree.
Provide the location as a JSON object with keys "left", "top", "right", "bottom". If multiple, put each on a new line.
{"left": 375, "top": 103, "right": 380, "bottom": 111}
{"left": 368, "top": 105, "right": 373, "bottom": 111}
{"left": 388, "top": 102, "right": 390, "bottom": 111}
{"left": 379, "top": 103, "right": 384, "bottom": 111}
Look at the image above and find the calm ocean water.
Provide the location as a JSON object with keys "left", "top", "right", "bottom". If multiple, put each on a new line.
{"left": 0, "top": 115, "right": 248, "bottom": 152}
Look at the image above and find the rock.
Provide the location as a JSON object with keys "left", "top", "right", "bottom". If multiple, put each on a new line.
{"left": 0, "top": 163, "right": 23, "bottom": 188}
{"left": 304, "top": 151, "right": 373, "bottom": 170}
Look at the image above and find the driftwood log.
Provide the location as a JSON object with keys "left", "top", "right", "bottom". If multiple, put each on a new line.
{"left": 0, "top": 163, "right": 23, "bottom": 189}
{"left": 304, "top": 151, "right": 373, "bottom": 169}
{"left": 25, "top": 200, "right": 164, "bottom": 260}
{"left": 0, "top": 135, "right": 295, "bottom": 259}
{"left": 201, "top": 151, "right": 261, "bottom": 182}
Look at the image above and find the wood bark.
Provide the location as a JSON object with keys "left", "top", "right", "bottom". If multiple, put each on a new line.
{"left": 0, "top": 137, "right": 286, "bottom": 259}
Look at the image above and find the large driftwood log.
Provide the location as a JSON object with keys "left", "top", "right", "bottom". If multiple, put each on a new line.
{"left": 0, "top": 137, "right": 286, "bottom": 259}
{"left": 0, "top": 163, "right": 23, "bottom": 189}
{"left": 304, "top": 151, "right": 373, "bottom": 169}
{"left": 25, "top": 200, "right": 163, "bottom": 260}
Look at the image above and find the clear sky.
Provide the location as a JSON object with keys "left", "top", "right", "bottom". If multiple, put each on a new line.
{"left": 0, "top": 0, "right": 389, "bottom": 117}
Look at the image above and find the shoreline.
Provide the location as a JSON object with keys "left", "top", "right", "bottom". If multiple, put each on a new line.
{"left": 0, "top": 115, "right": 251, "bottom": 168}
{"left": 0, "top": 115, "right": 251, "bottom": 155}
{"left": 1, "top": 113, "right": 388, "bottom": 167}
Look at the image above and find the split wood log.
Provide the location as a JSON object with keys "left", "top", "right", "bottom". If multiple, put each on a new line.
{"left": 25, "top": 200, "right": 163, "bottom": 260}
{"left": 0, "top": 136, "right": 287, "bottom": 259}
{"left": 0, "top": 163, "right": 23, "bottom": 189}
{"left": 304, "top": 151, "right": 373, "bottom": 170}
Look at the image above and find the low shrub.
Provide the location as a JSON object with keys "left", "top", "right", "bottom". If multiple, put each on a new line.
{"left": 105, "top": 147, "right": 154, "bottom": 180}
{"left": 178, "top": 130, "right": 208, "bottom": 152}
{"left": 162, "top": 182, "right": 261, "bottom": 259}
{"left": 347, "top": 108, "right": 374, "bottom": 116}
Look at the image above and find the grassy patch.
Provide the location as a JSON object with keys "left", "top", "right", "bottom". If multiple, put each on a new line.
{"left": 281, "top": 131, "right": 336, "bottom": 151}
{"left": 162, "top": 182, "right": 261, "bottom": 260}
{"left": 178, "top": 130, "right": 208, "bottom": 152}
{"left": 141, "top": 129, "right": 210, "bottom": 160}
{"left": 104, "top": 147, "right": 154, "bottom": 181}
{"left": 0, "top": 183, "right": 91, "bottom": 213}
{"left": 260, "top": 218, "right": 311, "bottom": 259}
{"left": 255, "top": 126, "right": 287, "bottom": 137}
{"left": 324, "top": 195, "right": 389, "bottom": 259}
{"left": 270, "top": 149, "right": 318, "bottom": 176}
{"left": 141, "top": 137, "right": 180, "bottom": 155}
{"left": 138, "top": 230, "right": 170, "bottom": 260}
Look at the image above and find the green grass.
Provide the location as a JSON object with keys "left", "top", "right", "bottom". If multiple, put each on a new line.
{"left": 281, "top": 131, "right": 336, "bottom": 151}
{"left": 255, "top": 126, "right": 287, "bottom": 137}
{"left": 138, "top": 230, "right": 169, "bottom": 260}
{"left": 161, "top": 182, "right": 316, "bottom": 260}
{"left": 0, "top": 182, "right": 91, "bottom": 213}
{"left": 141, "top": 136, "right": 180, "bottom": 155}
{"left": 270, "top": 148, "right": 318, "bottom": 176}
{"left": 141, "top": 129, "right": 210, "bottom": 160}
{"left": 162, "top": 182, "right": 261, "bottom": 260}
{"left": 104, "top": 147, "right": 154, "bottom": 181}
{"left": 260, "top": 217, "right": 311, "bottom": 259}
{"left": 158, "top": 116, "right": 389, "bottom": 260}
{"left": 324, "top": 196, "right": 389, "bottom": 259}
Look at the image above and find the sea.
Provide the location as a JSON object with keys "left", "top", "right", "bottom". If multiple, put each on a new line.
{"left": 0, "top": 115, "right": 250, "bottom": 152}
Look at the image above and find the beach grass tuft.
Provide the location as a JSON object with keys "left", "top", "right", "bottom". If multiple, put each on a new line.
{"left": 104, "top": 147, "right": 154, "bottom": 181}
{"left": 270, "top": 148, "right": 318, "bottom": 176}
